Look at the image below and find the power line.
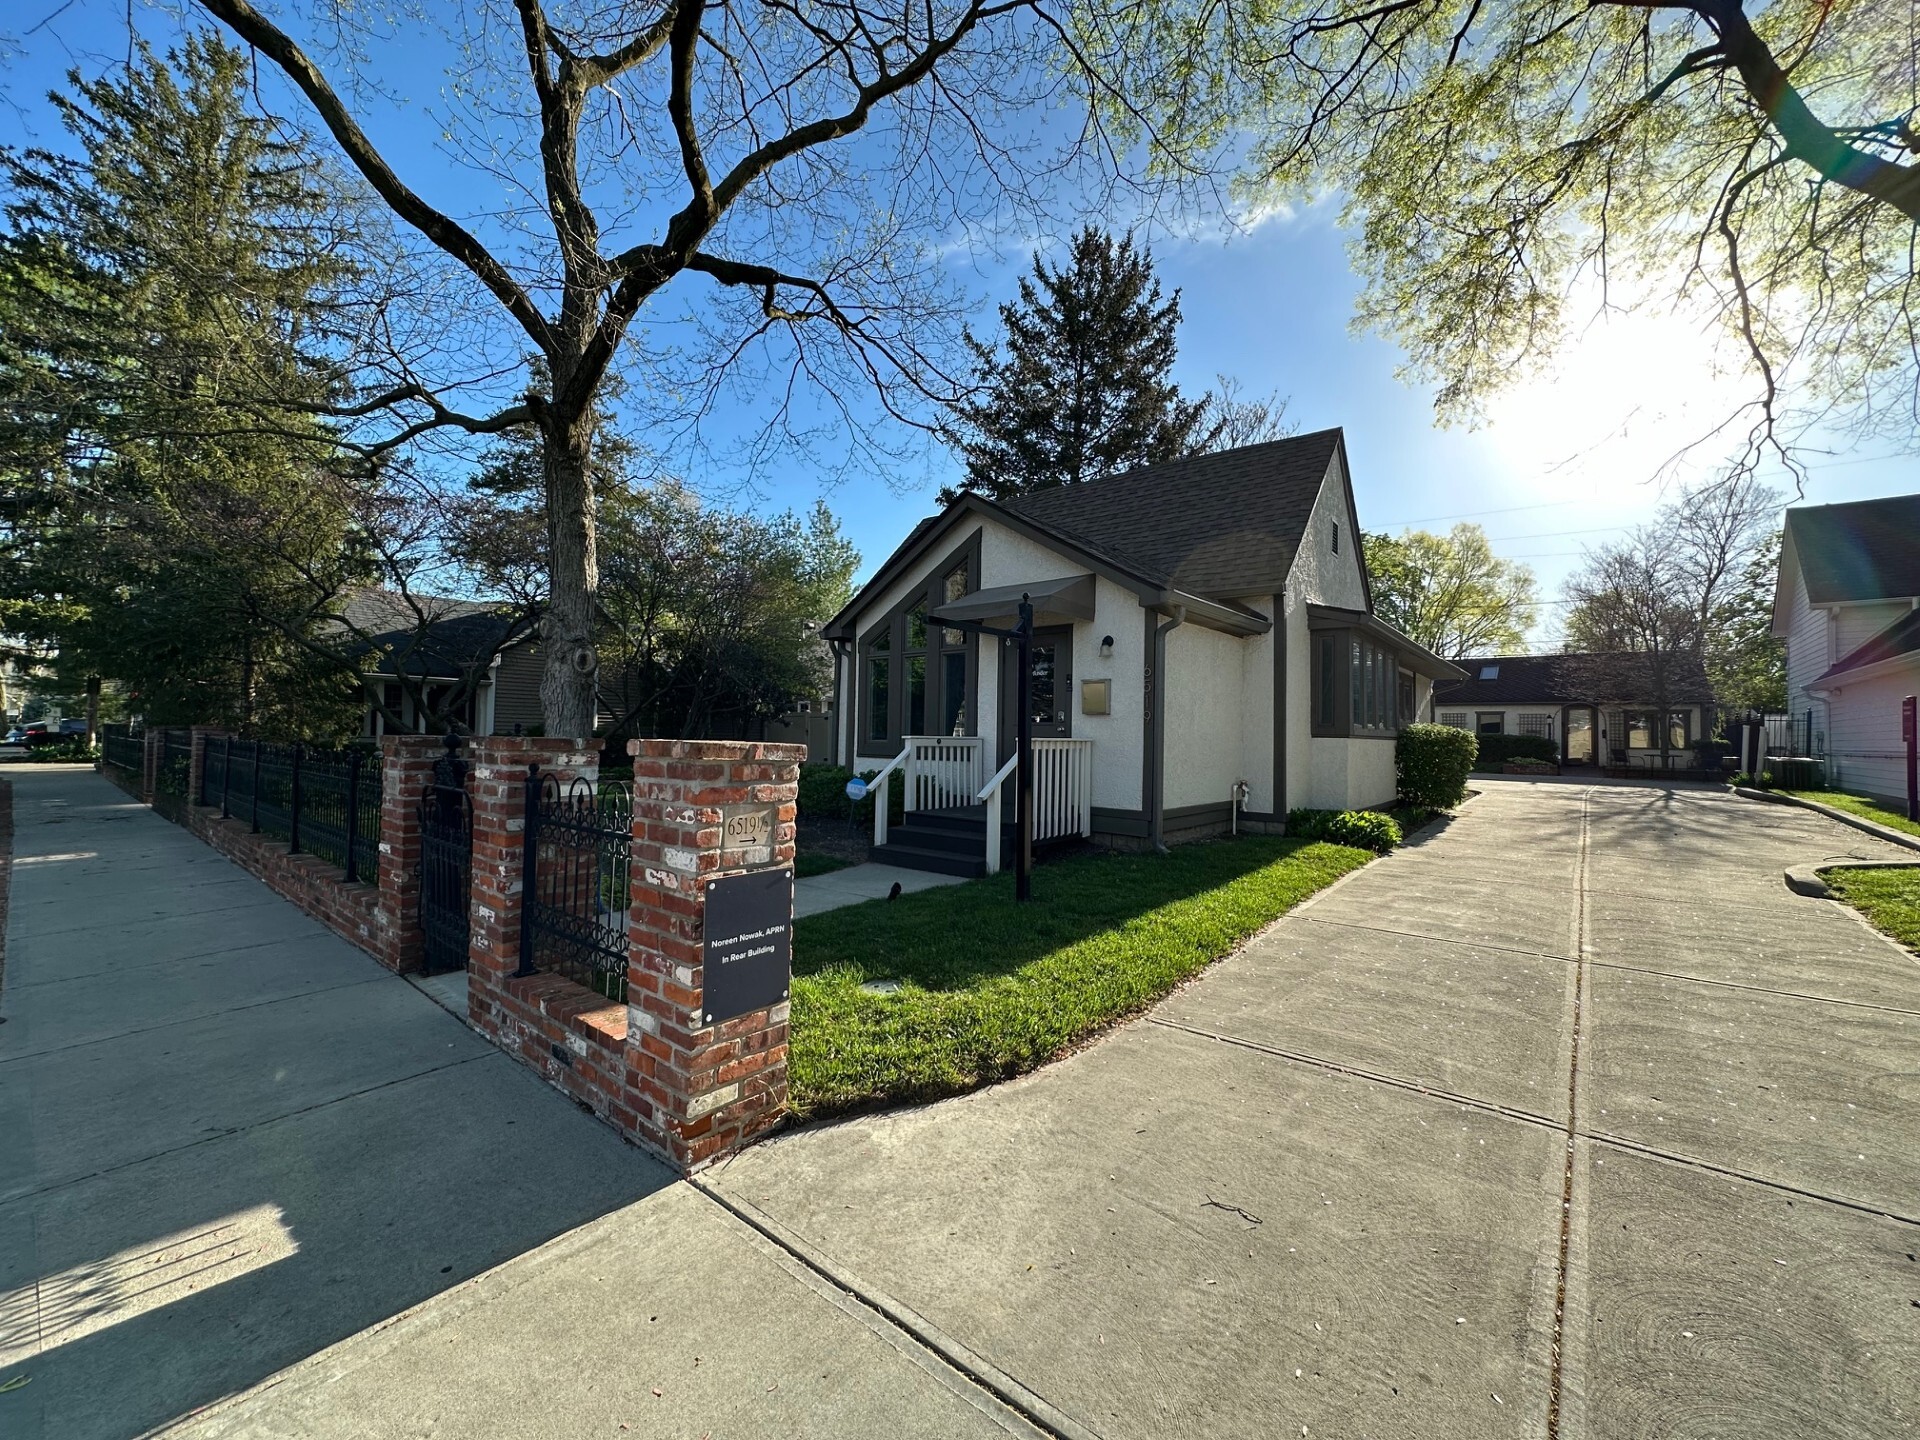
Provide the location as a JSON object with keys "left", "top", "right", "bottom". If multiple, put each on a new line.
{"left": 1369, "top": 498, "right": 1583, "bottom": 529}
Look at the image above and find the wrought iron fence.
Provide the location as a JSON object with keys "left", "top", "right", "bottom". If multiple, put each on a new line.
{"left": 199, "top": 735, "right": 383, "bottom": 883}
{"left": 154, "top": 729, "right": 193, "bottom": 799}
{"left": 521, "top": 769, "right": 632, "bottom": 1002}
{"left": 101, "top": 729, "right": 143, "bottom": 775}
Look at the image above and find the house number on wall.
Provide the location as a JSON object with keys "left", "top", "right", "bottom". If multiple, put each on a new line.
{"left": 723, "top": 806, "right": 775, "bottom": 849}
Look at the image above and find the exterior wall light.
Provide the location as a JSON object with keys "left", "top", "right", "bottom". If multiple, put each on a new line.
{"left": 1099, "top": 635, "right": 1114, "bottom": 658}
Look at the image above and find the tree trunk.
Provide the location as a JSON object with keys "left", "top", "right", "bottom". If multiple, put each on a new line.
{"left": 540, "top": 401, "right": 601, "bottom": 740}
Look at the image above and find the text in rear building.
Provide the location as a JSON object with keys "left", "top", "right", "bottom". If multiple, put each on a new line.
{"left": 701, "top": 866, "right": 794, "bottom": 1025}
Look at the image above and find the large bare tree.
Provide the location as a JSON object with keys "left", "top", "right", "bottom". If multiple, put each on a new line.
{"left": 181, "top": 0, "right": 1136, "bottom": 736}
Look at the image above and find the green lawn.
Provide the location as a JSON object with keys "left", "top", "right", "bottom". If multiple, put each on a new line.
{"left": 1782, "top": 790, "right": 1920, "bottom": 839}
{"left": 788, "top": 835, "right": 1375, "bottom": 1118}
{"left": 1822, "top": 867, "right": 1920, "bottom": 951}
{"left": 794, "top": 850, "right": 856, "bottom": 878}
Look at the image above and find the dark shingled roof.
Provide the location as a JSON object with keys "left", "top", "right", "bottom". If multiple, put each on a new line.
{"left": 337, "top": 590, "right": 529, "bottom": 678}
{"left": 1785, "top": 495, "right": 1920, "bottom": 605}
{"left": 1004, "top": 428, "right": 1345, "bottom": 598}
{"left": 1817, "top": 607, "right": 1920, "bottom": 684}
{"left": 1433, "top": 652, "right": 1715, "bottom": 707}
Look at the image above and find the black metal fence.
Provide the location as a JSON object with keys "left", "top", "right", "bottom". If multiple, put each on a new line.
{"left": 200, "top": 735, "right": 383, "bottom": 883}
{"left": 520, "top": 769, "right": 632, "bottom": 1002}
{"left": 101, "top": 729, "right": 144, "bottom": 776}
{"left": 154, "top": 729, "right": 193, "bottom": 801}
{"left": 1732, "top": 709, "right": 1825, "bottom": 758}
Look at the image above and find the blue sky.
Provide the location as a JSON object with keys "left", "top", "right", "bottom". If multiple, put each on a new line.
{"left": 5, "top": 1, "right": 1914, "bottom": 645}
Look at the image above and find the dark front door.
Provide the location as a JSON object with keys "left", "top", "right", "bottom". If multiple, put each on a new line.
{"left": 1002, "top": 626, "right": 1073, "bottom": 751}
{"left": 1563, "top": 706, "right": 1597, "bottom": 766}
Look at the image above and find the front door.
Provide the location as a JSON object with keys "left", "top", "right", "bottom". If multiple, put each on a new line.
{"left": 1001, "top": 626, "right": 1073, "bottom": 751}
{"left": 1563, "top": 706, "right": 1596, "bottom": 766}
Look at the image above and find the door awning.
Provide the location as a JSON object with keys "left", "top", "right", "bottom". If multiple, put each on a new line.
{"left": 930, "top": 574, "right": 1097, "bottom": 628}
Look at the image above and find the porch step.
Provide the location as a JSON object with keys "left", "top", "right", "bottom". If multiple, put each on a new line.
{"left": 869, "top": 842, "right": 989, "bottom": 879}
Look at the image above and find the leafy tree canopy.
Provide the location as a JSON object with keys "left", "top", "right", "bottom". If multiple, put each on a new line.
{"left": 1362, "top": 523, "right": 1538, "bottom": 658}
{"left": 1089, "top": 0, "right": 1919, "bottom": 479}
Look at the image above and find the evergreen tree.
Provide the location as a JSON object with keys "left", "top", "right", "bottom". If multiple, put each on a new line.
{"left": 940, "top": 228, "right": 1208, "bottom": 503}
{"left": 0, "top": 35, "right": 370, "bottom": 734}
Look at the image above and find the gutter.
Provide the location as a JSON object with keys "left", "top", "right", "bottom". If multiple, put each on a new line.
{"left": 1147, "top": 605, "right": 1187, "bottom": 852}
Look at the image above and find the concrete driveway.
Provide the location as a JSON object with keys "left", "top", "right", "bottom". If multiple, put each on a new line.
{"left": 709, "top": 778, "right": 1920, "bottom": 1439}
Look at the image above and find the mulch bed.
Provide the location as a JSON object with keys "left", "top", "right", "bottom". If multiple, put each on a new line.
{"left": 797, "top": 816, "right": 871, "bottom": 869}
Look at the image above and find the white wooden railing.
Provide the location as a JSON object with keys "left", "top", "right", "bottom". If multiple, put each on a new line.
{"left": 978, "top": 738, "right": 1094, "bottom": 874}
{"left": 905, "top": 735, "right": 984, "bottom": 812}
{"left": 871, "top": 736, "right": 987, "bottom": 846}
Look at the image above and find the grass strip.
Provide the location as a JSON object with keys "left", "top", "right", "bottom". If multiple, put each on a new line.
{"left": 1822, "top": 867, "right": 1920, "bottom": 952}
{"left": 789, "top": 834, "right": 1373, "bottom": 1119}
{"left": 1781, "top": 790, "right": 1920, "bottom": 839}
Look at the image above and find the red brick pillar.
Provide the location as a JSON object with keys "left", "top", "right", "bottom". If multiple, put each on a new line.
{"left": 140, "top": 730, "right": 160, "bottom": 803}
{"left": 626, "top": 739, "right": 804, "bottom": 1171}
{"left": 369, "top": 735, "right": 445, "bottom": 973}
{"left": 465, "top": 738, "right": 600, "bottom": 1020}
{"left": 187, "top": 725, "right": 224, "bottom": 807}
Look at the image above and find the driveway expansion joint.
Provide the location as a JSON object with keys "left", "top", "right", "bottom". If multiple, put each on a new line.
{"left": 693, "top": 1180, "right": 1102, "bottom": 1440}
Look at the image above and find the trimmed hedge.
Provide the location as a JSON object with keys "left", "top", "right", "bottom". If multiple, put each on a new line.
{"left": 1397, "top": 723, "right": 1476, "bottom": 808}
{"left": 1286, "top": 807, "right": 1403, "bottom": 853}
{"left": 1471, "top": 733, "right": 1558, "bottom": 768}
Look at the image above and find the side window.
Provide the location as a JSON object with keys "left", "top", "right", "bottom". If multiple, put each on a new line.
{"left": 1331, "top": 521, "right": 1340, "bottom": 555}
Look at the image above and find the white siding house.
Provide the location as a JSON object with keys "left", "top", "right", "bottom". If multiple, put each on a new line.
{"left": 1773, "top": 495, "right": 1920, "bottom": 806}
{"left": 823, "top": 430, "right": 1462, "bottom": 871}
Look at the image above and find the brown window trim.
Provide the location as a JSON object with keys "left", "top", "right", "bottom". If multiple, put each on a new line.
{"left": 856, "top": 530, "right": 982, "bottom": 757}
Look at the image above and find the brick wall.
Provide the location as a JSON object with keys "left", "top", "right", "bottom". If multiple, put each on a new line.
{"left": 461, "top": 737, "right": 803, "bottom": 1173}
{"left": 461, "top": 738, "right": 622, "bottom": 1123}
{"left": 177, "top": 804, "right": 385, "bottom": 961}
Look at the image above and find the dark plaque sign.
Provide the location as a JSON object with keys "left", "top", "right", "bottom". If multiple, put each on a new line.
{"left": 701, "top": 866, "right": 794, "bottom": 1026}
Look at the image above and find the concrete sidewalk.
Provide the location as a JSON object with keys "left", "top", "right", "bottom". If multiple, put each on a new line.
{"left": 0, "top": 767, "right": 1043, "bottom": 1439}
{"left": 795, "top": 859, "right": 965, "bottom": 917}
{"left": 710, "top": 777, "right": 1920, "bottom": 1438}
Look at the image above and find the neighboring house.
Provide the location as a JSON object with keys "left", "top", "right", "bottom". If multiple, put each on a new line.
{"left": 1773, "top": 494, "right": 1920, "bottom": 805}
{"left": 344, "top": 590, "right": 836, "bottom": 753}
{"left": 823, "top": 429, "right": 1463, "bottom": 869}
{"left": 1432, "top": 652, "right": 1716, "bottom": 768}
{"left": 339, "top": 590, "right": 543, "bottom": 737}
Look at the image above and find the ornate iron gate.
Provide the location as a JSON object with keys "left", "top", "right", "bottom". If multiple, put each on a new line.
{"left": 520, "top": 767, "right": 632, "bottom": 1002}
{"left": 417, "top": 735, "right": 472, "bottom": 975}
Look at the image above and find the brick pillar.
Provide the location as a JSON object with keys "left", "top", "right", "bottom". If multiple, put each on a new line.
{"left": 626, "top": 739, "right": 804, "bottom": 1171}
{"left": 465, "top": 737, "right": 600, "bottom": 1016}
{"left": 369, "top": 734, "right": 445, "bottom": 973}
{"left": 187, "top": 725, "right": 224, "bottom": 806}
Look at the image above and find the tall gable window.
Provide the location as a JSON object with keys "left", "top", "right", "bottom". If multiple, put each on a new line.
{"left": 858, "top": 542, "right": 978, "bottom": 752}
{"left": 1330, "top": 522, "right": 1340, "bottom": 554}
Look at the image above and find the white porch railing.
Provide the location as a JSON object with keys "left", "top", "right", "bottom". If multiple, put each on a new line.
{"left": 979, "top": 738, "right": 1094, "bottom": 874}
{"left": 905, "top": 735, "right": 984, "bottom": 812}
{"left": 871, "top": 735, "right": 987, "bottom": 845}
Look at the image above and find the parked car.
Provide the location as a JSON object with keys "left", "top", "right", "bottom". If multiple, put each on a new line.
{"left": 24, "top": 720, "right": 88, "bottom": 748}
{"left": 2, "top": 725, "right": 28, "bottom": 745}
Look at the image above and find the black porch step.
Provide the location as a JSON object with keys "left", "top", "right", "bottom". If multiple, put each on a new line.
{"left": 869, "top": 842, "right": 989, "bottom": 879}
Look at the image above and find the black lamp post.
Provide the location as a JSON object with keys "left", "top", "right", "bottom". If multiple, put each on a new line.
{"left": 1013, "top": 596, "right": 1034, "bottom": 903}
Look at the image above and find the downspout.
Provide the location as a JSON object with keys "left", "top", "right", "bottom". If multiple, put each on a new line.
{"left": 829, "top": 639, "right": 848, "bottom": 767}
{"left": 1148, "top": 605, "right": 1187, "bottom": 852}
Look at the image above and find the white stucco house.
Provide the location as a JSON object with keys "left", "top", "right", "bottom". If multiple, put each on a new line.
{"left": 821, "top": 430, "right": 1463, "bottom": 874}
{"left": 1431, "top": 652, "right": 1716, "bottom": 769}
{"left": 1774, "top": 493, "right": 1920, "bottom": 806}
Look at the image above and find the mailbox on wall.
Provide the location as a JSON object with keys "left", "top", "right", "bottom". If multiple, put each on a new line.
{"left": 1081, "top": 678, "right": 1111, "bottom": 716}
